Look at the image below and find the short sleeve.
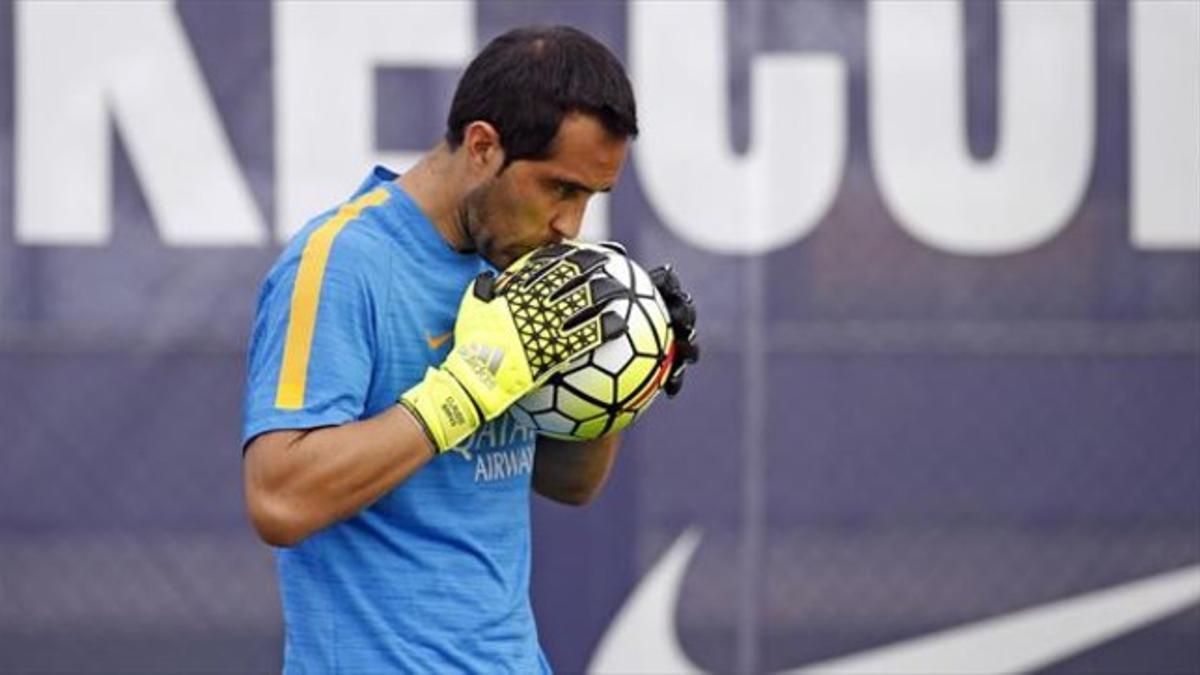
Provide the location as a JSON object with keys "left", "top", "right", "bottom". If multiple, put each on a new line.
{"left": 242, "top": 225, "right": 382, "bottom": 447}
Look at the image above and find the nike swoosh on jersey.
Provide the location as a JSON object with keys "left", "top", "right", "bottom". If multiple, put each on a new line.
{"left": 587, "top": 528, "right": 1200, "bottom": 674}
{"left": 425, "top": 331, "right": 453, "bottom": 351}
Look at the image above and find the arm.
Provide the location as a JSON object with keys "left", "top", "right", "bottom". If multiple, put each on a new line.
{"left": 243, "top": 405, "right": 434, "bottom": 547}
{"left": 533, "top": 434, "right": 621, "bottom": 506}
{"left": 243, "top": 244, "right": 625, "bottom": 544}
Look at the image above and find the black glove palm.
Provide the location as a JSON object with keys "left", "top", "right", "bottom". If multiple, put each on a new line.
{"left": 649, "top": 265, "right": 699, "bottom": 397}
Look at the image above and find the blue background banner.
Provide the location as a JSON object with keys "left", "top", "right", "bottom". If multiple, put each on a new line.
{"left": 1, "top": 1, "right": 1197, "bottom": 672}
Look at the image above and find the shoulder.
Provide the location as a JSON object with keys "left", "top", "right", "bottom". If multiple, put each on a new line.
{"left": 304, "top": 188, "right": 393, "bottom": 261}
{"left": 274, "top": 192, "right": 394, "bottom": 283}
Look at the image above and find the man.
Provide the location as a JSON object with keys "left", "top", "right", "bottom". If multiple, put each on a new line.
{"left": 241, "top": 26, "right": 698, "bottom": 673}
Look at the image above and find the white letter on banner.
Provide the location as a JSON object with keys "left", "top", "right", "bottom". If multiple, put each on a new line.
{"left": 579, "top": 194, "right": 611, "bottom": 243}
{"left": 630, "top": 1, "right": 847, "bottom": 254}
{"left": 1131, "top": 0, "right": 1200, "bottom": 250}
{"left": 275, "top": 1, "right": 473, "bottom": 241}
{"left": 869, "top": 0, "right": 1094, "bottom": 255}
{"left": 15, "top": 0, "right": 264, "bottom": 245}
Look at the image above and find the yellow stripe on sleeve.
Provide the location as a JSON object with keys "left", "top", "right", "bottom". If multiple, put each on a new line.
{"left": 274, "top": 188, "right": 391, "bottom": 410}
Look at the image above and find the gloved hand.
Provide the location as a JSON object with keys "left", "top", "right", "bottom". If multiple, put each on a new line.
{"left": 401, "top": 243, "right": 627, "bottom": 452}
{"left": 649, "top": 265, "right": 699, "bottom": 397}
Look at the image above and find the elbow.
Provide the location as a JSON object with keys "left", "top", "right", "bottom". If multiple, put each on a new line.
{"left": 254, "top": 520, "right": 306, "bottom": 549}
{"left": 557, "top": 492, "right": 597, "bottom": 507}
{"left": 536, "top": 481, "right": 601, "bottom": 507}
{"left": 559, "top": 485, "right": 601, "bottom": 506}
{"left": 245, "top": 489, "right": 312, "bottom": 548}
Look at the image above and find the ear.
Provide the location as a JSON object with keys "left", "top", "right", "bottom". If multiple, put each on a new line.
{"left": 461, "top": 121, "right": 505, "bottom": 175}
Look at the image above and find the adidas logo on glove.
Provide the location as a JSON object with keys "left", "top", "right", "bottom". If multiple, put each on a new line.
{"left": 458, "top": 343, "right": 505, "bottom": 388}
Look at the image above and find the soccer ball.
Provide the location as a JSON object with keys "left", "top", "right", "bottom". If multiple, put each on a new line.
{"left": 510, "top": 243, "right": 675, "bottom": 441}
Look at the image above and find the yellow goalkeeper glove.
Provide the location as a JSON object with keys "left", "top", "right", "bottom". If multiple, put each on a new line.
{"left": 400, "top": 243, "right": 627, "bottom": 453}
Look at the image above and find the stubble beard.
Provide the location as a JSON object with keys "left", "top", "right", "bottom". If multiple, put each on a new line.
{"left": 461, "top": 181, "right": 508, "bottom": 267}
{"left": 460, "top": 177, "right": 531, "bottom": 270}
{"left": 460, "top": 180, "right": 493, "bottom": 251}
{"left": 454, "top": 199, "right": 478, "bottom": 254}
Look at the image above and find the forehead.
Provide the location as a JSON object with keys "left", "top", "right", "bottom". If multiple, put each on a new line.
{"left": 520, "top": 112, "right": 629, "bottom": 188}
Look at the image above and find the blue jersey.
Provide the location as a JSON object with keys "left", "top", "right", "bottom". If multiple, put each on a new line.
{"left": 243, "top": 167, "right": 550, "bottom": 674}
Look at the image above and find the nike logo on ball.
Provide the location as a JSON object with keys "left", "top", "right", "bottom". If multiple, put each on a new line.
{"left": 588, "top": 528, "right": 1200, "bottom": 674}
{"left": 425, "top": 331, "right": 452, "bottom": 351}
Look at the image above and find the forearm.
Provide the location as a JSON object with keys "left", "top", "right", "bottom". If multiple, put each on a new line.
{"left": 243, "top": 405, "right": 434, "bottom": 546}
{"left": 533, "top": 434, "right": 621, "bottom": 505}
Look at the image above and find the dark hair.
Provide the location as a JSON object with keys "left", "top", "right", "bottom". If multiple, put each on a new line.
{"left": 445, "top": 25, "right": 638, "bottom": 165}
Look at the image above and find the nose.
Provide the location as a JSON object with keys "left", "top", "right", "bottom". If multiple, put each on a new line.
{"left": 551, "top": 202, "right": 587, "bottom": 241}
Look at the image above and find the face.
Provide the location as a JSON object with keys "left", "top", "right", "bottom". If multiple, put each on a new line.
{"left": 463, "top": 112, "right": 629, "bottom": 269}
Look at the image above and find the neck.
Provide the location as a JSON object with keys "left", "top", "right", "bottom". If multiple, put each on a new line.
{"left": 398, "top": 143, "right": 473, "bottom": 252}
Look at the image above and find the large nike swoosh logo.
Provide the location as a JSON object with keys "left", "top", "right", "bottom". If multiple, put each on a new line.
{"left": 588, "top": 528, "right": 1200, "bottom": 674}
{"left": 425, "top": 331, "right": 452, "bottom": 351}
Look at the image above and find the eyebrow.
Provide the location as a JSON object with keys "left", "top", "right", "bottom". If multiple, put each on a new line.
{"left": 553, "top": 176, "right": 612, "bottom": 194}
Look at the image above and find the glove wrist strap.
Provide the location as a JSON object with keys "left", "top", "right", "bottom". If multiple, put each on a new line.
{"left": 399, "top": 368, "right": 482, "bottom": 453}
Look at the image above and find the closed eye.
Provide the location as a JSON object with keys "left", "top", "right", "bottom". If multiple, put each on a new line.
{"left": 551, "top": 179, "right": 593, "bottom": 201}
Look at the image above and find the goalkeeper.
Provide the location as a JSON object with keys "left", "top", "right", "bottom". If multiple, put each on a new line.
{"left": 241, "top": 26, "right": 698, "bottom": 674}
